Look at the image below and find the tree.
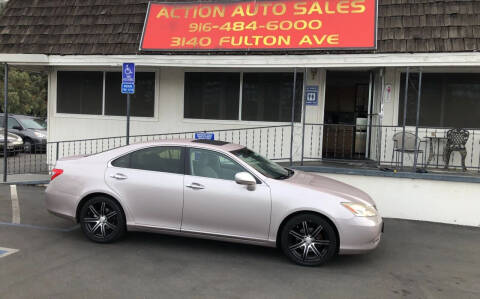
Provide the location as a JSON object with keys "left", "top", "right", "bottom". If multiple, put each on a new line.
{"left": 0, "top": 1, "right": 47, "bottom": 117}
{"left": 0, "top": 65, "right": 48, "bottom": 117}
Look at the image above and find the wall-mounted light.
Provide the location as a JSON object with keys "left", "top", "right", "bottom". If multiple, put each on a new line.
{"left": 310, "top": 68, "right": 318, "bottom": 80}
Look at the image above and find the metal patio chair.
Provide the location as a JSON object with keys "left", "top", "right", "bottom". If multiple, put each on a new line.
{"left": 391, "top": 132, "right": 426, "bottom": 168}
{"left": 444, "top": 128, "right": 469, "bottom": 172}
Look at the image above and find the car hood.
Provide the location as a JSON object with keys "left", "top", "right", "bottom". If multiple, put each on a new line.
{"left": 285, "top": 170, "right": 376, "bottom": 207}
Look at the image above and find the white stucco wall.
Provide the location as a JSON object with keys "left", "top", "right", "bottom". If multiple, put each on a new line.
{"left": 322, "top": 173, "right": 480, "bottom": 227}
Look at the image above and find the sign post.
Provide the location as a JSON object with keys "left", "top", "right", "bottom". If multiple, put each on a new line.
{"left": 122, "top": 63, "right": 135, "bottom": 145}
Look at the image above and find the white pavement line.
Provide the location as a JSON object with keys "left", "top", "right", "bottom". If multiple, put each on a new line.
{"left": 0, "top": 246, "right": 19, "bottom": 258}
{"left": 10, "top": 185, "right": 20, "bottom": 224}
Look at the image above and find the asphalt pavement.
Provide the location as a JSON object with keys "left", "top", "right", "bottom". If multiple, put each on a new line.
{"left": 0, "top": 185, "right": 479, "bottom": 299}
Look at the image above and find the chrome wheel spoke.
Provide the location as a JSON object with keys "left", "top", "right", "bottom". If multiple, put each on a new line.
{"left": 83, "top": 217, "right": 98, "bottom": 223}
{"left": 100, "top": 202, "right": 106, "bottom": 215}
{"left": 99, "top": 223, "right": 106, "bottom": 238}
{"left": 311, "top": 224, "right": 323, "bottom": 238}
{"left": 90, "top": 222, "right": 101, "bottom": 233}
{"left": 289, "top": 230, "right": 304, "bottom": 240}
{"left": 310, "top": 244, "right": 322, "bottom": 257}
{"left": 313, "top": 240, "right": 330, "bottom": 246}
{"left": 106, "top": 211, "right": 118, "bottom": 219}
{"left": 88, "top": 205, "right": 100, "bottom": 217}
{"left": 105, "top": 222, "right": 117, "bottom": 231}
{"left": 302, "top": 221, "right": 309, "bottom": 236}
{"left": 289, "top": 241, "right": 305, "bottom": 251}
{"left": 302, "top": 244, "right": 309, "bottom": 260}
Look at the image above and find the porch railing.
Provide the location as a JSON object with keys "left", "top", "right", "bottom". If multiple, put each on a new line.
{"left": 3, "top": 123, "right": 480, "bottom": 177}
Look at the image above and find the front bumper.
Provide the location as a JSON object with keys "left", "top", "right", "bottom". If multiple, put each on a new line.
{"left": 338, "top": 214, "right": 383, "bottom": 255}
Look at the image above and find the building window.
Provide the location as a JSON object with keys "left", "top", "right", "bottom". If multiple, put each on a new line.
{"left": 184, "top": 72, "right": 240, "bottom": 120}
{"left": 399, "top": 73, "right": 480, "bottom": 128}
{"left": 56, "top": 71, "right": 156, "bottom": 117}
{"left": 242, "top": 73, "right": 303, "bottom": 122}
{"left": 105, "top": 72, "right": 155, "bottom": 117}
{"left": 57, "top": 71, "right": 103, "bottom": 115}
{"left": 183, "top": 72, "right": 304, "bottom": 122}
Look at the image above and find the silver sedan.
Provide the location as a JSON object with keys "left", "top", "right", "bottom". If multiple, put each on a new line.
{"left": 46, "top": 139, "right": 382, "bottom": 266}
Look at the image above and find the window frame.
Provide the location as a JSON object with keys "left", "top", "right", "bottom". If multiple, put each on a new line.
{"left": 185, "top": 147, "right": 261, "bottom": 183}
{"left": 54, "top": 69, "right": 158, "bottom": 120}
{"left": 110, "top": 145, "right": 186, "bottom": 175}
{"left": 182, "top": 70, "right": 305, "bottom": 124}
{"left": 397, "top": 71, "right": 480, "bottom": 128}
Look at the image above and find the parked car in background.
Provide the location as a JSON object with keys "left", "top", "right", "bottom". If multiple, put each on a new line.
{"left": 0, "top": 130, "right": 24, "bottom": 155}
{"left": 0, "top": 114, "right": 47, "bottom": 152}
{"left": 46, "top": 139, "right": 383, "bottom": 266}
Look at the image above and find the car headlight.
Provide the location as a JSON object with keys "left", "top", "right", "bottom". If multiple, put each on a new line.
{"left": 33, "top": 132, "right": 46, "bottom": 138}
{"left": 341, "top": 202, "right": 377, "bottom": 217}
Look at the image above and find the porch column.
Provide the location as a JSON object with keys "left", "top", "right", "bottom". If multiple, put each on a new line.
{"left": 3, "top": 63, "right": 8, "bottom": 182}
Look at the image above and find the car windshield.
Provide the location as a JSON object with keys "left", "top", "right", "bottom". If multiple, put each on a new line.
{"left": 231, "top": 147, "right": 294, "bottom": 180}
{"left": 18, "top": 118, "right": 45, "bottom": 130}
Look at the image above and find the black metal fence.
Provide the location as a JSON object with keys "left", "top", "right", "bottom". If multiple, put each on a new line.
{"left": 3, "top": 123, "right": 480, "bottom": 179}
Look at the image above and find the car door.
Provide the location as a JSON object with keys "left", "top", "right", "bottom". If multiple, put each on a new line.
{"left": 105, "top": 146, "right": 185, "bottom": 230}
{"left": 182, "top": 147, "right": 271, "bottom": 240}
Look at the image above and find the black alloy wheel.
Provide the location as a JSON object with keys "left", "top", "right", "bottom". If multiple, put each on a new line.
{"left": 280, "top": 213, "right": 338, "bottom": 266}
{"left": 79, "top": 196, "right": 126, "bottom": 243}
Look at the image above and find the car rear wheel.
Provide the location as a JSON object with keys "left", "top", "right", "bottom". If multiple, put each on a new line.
{"left": 79, "top": 196, "right": 126, "bottom": 243}
{"left": 280, "top": 213, "right": 338, "bottom": 266}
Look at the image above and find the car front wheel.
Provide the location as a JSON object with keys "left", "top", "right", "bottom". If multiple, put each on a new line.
{"left": 79, "top": 196, "right": 126, "bottom": 243}
{"left": 280, "top": 213, "right": 338, "bottom": 266}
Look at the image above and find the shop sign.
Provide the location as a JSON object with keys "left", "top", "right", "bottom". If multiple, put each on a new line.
{"left": 140, "top": 0, "right": 377, "bottom": 51}
{"left": 306, "top": 86, "right": 319, "bottom": 105}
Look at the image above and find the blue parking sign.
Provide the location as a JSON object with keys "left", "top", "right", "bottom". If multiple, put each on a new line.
{"left": 305, "top": 86, "right": 318, "bottom": 106}
{"left": 122, "top": 63, "right": 135, "bottom": 84}
{"left": 195, "top": 132, "right": 215, "bottom": 140}
{"left": 121, "top": 83, "right": 135, "bottom": 94}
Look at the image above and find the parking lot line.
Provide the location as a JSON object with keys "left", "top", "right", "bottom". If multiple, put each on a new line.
{"left": 10, "top": 185, "right": 20, "bottom": 224}
{"left": 0, "top": 221, "right": 79, "bottom": 232}
{"left": 0, "top": 246, "right": 19, "bottom": 258}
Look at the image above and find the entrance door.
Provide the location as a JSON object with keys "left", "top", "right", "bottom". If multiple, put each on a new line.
{"left": 323, "top": 71, "right": 372, "bottom": 160}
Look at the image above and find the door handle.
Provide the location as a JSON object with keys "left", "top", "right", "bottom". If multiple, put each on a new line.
{"left": 110, "top": 173, "right": 128, "bottom": 180}
{"left": 186, "top": 182, "right": 205, "bottom": 190}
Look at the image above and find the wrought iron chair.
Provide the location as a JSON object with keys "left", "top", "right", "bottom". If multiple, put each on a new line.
{"left": 444, "top": 128, "right": 469, "bottom": 172}
{"left": 391, "top": 132, "right": 426, "bottom": 167}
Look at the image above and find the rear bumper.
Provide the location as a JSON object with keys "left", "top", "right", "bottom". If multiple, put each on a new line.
{"left": 45, "top": 186, "right": 77, "bottom": 222}
{"left": 338, "top": 215, "right": 383, "bottom": 255}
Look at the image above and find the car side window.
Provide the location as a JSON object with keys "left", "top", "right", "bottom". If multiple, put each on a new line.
{"left": 8, "top": 118, "right": 21, "bottom": 129}
{"left": 188, "top": 148, "right": 246, "bottom": 181}
{"left": 112, "top": 146, "right": 184, "bottom": 174}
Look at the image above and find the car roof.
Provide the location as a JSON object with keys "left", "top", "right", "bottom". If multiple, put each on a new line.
{"left": 131, "top": 138, "right": 245, "bottom": 152}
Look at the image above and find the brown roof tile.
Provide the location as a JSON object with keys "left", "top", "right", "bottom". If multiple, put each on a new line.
{"left": 1, "top": 0, "right": 480, "bottom": 55}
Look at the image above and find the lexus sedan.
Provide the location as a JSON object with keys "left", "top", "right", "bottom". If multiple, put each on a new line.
{"left": 46, "top": 139, "right": 382, "bottom": 266}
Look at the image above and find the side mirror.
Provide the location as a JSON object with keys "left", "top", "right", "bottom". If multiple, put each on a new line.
{"left": 12, "top": 126, "right": 22, "bottom": 130}
{"left": 234, "top": 172, "right": 256, "bottom": 191}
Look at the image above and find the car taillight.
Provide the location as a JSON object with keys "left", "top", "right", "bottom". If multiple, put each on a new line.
{"left": 51, "top": 168, "right": 63, "bottom": 181}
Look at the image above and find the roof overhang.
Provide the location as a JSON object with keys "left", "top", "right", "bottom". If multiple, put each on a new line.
{"left": 2, "top": 52, "right": 480, "bottom": 68}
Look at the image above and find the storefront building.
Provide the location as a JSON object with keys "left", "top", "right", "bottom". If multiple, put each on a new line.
{"left": 2, "top": 0, "right": 480, "bottom": 225}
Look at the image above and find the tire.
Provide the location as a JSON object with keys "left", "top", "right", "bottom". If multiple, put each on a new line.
{"left": 24, "top": 140, "right": 32, "bottom": 153}
{"left": 79, "top": 196, "right": 126, "bottom": 243}
{"left": 280, "top": 213, "right": 338, "bottom": 266}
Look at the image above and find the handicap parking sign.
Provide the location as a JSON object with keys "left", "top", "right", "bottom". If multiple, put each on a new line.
{"left": 305, "top": 86, "right": 318, "bottom": 106}
{"left": 122, "top": 63, "right": 135, "bottom": 83}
